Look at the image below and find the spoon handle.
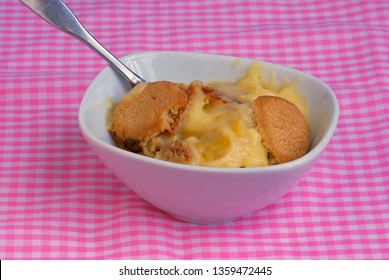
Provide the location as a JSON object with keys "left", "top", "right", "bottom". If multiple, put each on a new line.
{"left": 20, "top": 0, "right": 145, "bottom": 86}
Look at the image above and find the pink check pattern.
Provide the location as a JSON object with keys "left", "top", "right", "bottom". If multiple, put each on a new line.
{"left": 1, "top": 0, "right": 388, "bottom": 259}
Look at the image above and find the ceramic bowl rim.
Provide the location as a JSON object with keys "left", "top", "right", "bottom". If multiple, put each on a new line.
{"left": 79, "top": 51, "right": 340, "bottom": 174}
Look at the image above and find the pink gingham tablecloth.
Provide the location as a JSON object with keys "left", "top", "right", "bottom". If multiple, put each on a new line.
{"left": 1, "top": 0, "right": 388, "bottom": 259}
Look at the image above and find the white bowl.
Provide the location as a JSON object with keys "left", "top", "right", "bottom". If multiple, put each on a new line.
{"left": 79, "top": 51, "right": 339, "bottom": 224}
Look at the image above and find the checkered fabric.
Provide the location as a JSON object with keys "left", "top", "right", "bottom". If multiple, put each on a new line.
{"left": 1, "top": 0, "right": 388, "bottom": 259}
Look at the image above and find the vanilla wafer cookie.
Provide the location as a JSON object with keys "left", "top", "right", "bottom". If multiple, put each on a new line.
{"left": 252, "top": 96, "right": 310, "bottom": 164}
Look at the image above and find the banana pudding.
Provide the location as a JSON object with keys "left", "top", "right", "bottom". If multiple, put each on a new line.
{"left": 108, "top": 63, "right": 310, "bottom": 167}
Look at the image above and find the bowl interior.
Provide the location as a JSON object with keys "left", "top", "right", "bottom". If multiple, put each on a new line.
{"left": 79, "top": 51, "right": 339, "bottom": 164}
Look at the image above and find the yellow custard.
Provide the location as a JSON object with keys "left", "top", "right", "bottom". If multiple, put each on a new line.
{"left": 173, "top": 83, "right": 268, "bottom": 167}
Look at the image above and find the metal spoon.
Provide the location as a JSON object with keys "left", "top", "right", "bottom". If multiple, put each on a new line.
{"left": 19, "top": 0, "right": 145, "bottom": 87}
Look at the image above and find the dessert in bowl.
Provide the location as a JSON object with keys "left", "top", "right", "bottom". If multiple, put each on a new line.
{"left": 108, "top": 62, "right": 310, "bottom": 168}
{"left": 79, "top": 51, "right": 339, "bottom": 224}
